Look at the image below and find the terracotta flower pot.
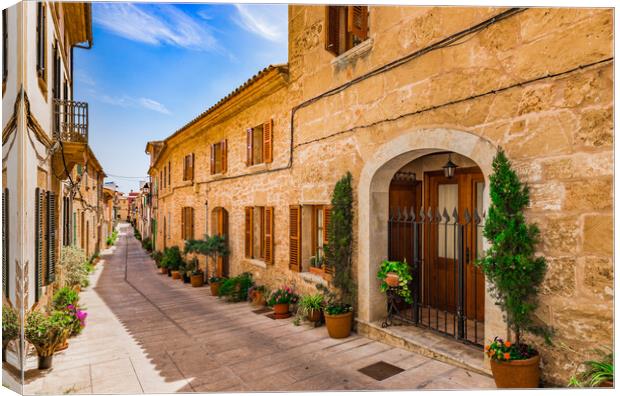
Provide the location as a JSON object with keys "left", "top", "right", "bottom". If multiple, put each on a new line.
{"left": 324, "top": 311, "right": 353, "bottom": 339}
{"left": 307, "top": 308, "right": 321, "bottom": 322}
{"left": 171, "top": 271, "right": 181, "bottom": 279}
{"left": 385, "top": 272, "right": 400, "bottom": 287}
{"left": 273, "top": 303, "right": 290, "bottom": 315}
{"left": 160, "top": 267, "right": 167, "bottom": 274}
{"left": 191, "top": 274, "right": 204, "bottom": 287}
{"left": 490, "top": 354, "right": 540, "bottom": 388}
{"left": 38, "top": 354, "right": 54, "bottom": 370}
{"left": 251, "top": 292, "right": 266, "bottom": 306}
{"left": 309, "top": 267, "right": 324, "bottom": 276}
{"left": 210, "top": 282, "right": 220, "bottom": 296}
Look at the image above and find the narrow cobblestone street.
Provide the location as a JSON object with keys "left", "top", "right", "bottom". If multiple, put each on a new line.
{"left": 22, "top": 224, "right": 494, "bottom": 394}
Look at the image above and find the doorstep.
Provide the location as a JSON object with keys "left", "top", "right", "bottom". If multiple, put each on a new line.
{"left": 356, "top": 319, "right": 491, "bottom": 377}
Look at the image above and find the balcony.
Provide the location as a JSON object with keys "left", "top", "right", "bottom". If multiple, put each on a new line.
{"left": 53, "top": 99, "right": 89, "bottom": 143}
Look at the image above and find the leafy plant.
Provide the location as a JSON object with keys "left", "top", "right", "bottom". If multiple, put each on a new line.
{"left": 477, "top": 149, "right": 550, "bottom": 347}
{"left": 316, "top": 283, "right": 352, "bottom": 315}
{"left": 151, "top": 250, "right": 163, "bottom": 267}
{"left": 248, "top": 285, "right": 268, "bottom": 300}
{"left": 569, "top": 350, "right": 614, "bottom": 387}
{"left": 106, "top": 230, "right": 119, "bottom": 246}
{"left": 141, "top": 237, "right": 153, "bottom": 252}
{"left": 65, "top": 304, "right": 88, "bottom": 336}
{"left": 297, "top": 294, "right": 324, "bottom": 317}
{"left": 25, "top": 310, "right": 71, "bottom": 357}
{"left": 218, "top": 272, "right": 254, "bottom": 302}
{"left": 325, "top": 172, "right": 356, "bottom": 309}
{"left": 485, "top": 336, "right": 536, "bottom": 362}
{"left": 268, "top": 286, "right": 299, "bottom": 306}
{"left": 52, "top": 287, "right": 79, "bottom": 311}
{"left": 2, "top": 304, "right": 19, "bottom": 342}
{"left": 160, "top": 246, "right": 183, "bottom": 270}
{"left": 185, "top": 235, "right": 229, "bottom": 280}
{"left": 59, "top": 246, "right": 89, "bottom": 288}
{"left": 377, "top": 260, "right": 413, "bottom": 304}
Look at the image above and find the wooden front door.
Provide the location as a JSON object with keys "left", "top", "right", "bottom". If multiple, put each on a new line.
{"left": 424, "top": 167, "right": 485, "bottom": 321}
{"left": 388, "top": 178, "right": 422, "bottom": 265}
{"left": 211, "top": 207, "right": 229, "bottom": 278}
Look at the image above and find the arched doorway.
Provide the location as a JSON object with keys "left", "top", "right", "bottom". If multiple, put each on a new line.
{"left": 211, "top": 207, "right": 229, "bottom": 278}
{"left": 387, "top": 152, "right": 485, "bottom": 345}
{"left": 357, "top": 128, "right": 501, "bottom": 348}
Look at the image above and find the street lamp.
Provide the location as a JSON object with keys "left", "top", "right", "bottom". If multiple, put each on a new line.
{"left": 443, "top": 153, "right": 458, "bottom": 179}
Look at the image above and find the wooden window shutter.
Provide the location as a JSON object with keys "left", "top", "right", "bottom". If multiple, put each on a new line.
{"left": 323, "top": 206, "right": 331, "bottom": 246}
{"left": 2, "top": 188, "right": 8, "bottom": 298}
{"left": 210, "top": 144, "right": 215, "bottom": 175}
{"left": 325, "top": 6, "right": 340, "bottom": 55}
{"left": 183, "top": 156, "right": 188, "bottom": 181}
{"left": 181, "top": 207, "right": 186, "bottom": 240}
{"left": 289, "top": 205, "right": 301, "bottom": 272}
{"left": 168, "top": 161, "right": 171, "bottom": 186}
{"left": 264, "top": 207, "right": 274, "bottom": 265}
{"left": 46, "top": 191, "right": 56, "bottom": 284}
{"left": 34, "top": 188, "right": 43, "bottom": 301}
{"left": 245, "top": 207, "right": 253, "bottom": 258}
{"left": 221, "top": 140, "right": 228, "bottom": 173}
{"left": 263, "top": 119, "right": 273, "bottom": 164}
{"left": 348, "top": 6, "right": 368, "bottom": 40}
{"left": 246, "top": 128, "right": 253, "bottom": 166}
{"left": 190, "top": 153, "right": 194, "bottom": 180}
{"left": 189, "top": 207, "right": 194, "bottom": 240}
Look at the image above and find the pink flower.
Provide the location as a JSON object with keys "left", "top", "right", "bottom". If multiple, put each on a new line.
{"left": 67, "top": 304, "right": 75, "bottom": 310}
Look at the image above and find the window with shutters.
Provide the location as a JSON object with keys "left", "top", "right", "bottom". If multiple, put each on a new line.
{"left": 246, "top": 120, "right": 273, "bottom": 166}
{"left": 181, "top": 207, "right": 194, "bottom": 240}
{"left": 311, "top": 205, "right": 331, "bottom": 267}
{"left": 289, "top": 205, "right": 331, "bottom": 273}
{"left": 210, "top": 140, "right": 227, "bottom": 175}
{"left": 183, "top": 154, "right": 194, "bottom": 181}
{"left": 325, "top": 5, "right": 369, "bottom": 56}
{"left": 36, "top": 3, "right": 47, "bottom": 82}
{"left": 244, "top": 206, "right": 274, "bottom": 265}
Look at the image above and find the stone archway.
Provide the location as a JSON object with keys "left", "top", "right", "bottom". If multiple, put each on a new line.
{"left": 357, "top": 128, "right": 502, "bottom": 342}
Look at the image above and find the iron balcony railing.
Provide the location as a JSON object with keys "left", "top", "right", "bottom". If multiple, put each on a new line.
{"left": 53, "top": 99, "right": 88, "bottom": 143}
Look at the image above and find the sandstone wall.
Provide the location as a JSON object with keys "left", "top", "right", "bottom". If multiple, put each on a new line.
{"left": 150, "top": 6, "right": 613, "bottom": 385}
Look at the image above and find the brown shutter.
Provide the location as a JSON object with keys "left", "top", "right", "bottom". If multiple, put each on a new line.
{"left": 221, "top": 140, "right": 227, "bottom": 173}
{"left": 323, "top": 206, "right": 331, "bottom": 246}
{"left": 348, "top": 6, "right": 368, "bottom": 40}
{"left": 35, "top": 188, "right": 43, "bottom": 301}
{"left": 289, "top": 205, "right": 301, "bottom": 272}
{"left": 264, "top": 207, "right": 274, "bottom": 265}
{"left": 210, "top": 144, "right": 215, "bottom": 175}
{"left": 181, "top": 207, "right": 186, "bottom": 240}
{"left": 246, "top": 128, "right": 253, "bottom": 166}
{"left": 245, "top": 207, "right": 253, "bottom": 258}
{"left": 46, "top": 191, "right": 56, "bottom": 284}
{"left": 191, "top": 153, "right": 194, "bottom": 180}
{"left": 189, "top": 207, "right": 194, "bottom": 240}
{"left": 325, "top": 6, "right": 340, "bottom": 55}
{"left": 259, "top": 207, "right": 265, "bottom": 258}
{"left": 263, "top": 119, "right": 273, "bottom": 164}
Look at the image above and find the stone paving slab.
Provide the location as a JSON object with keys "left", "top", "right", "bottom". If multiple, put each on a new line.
{"left": 20, "top": 224, "right": 495, "bottom": 394}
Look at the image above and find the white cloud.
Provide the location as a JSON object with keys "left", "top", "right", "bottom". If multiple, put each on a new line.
{"left": 99, "top": 94, "right": 171, "bottom": 115}
{"left": 233, "top": 4, "right": 287, "bottom": 43}
{"left": 93, "top": 3, "right": 217, "bottom": 50}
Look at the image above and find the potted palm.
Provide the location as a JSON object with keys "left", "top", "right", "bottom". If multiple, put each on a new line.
{"left": 25, "top": 310, "right": 72, "bottom": 369}
{"left": 2, "top": 304, "right": 19, "bottom": 362}
{"left": 297, "top": 294, "right": 324, "bottom": 323}
{"left": 478, "top": 149, "right": 550, "bottom": 388}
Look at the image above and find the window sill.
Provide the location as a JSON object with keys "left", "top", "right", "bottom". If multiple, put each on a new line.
{"left": 299, "top": 271, "right": 327, "bottom": 285}
{"left": 331, "top": 38, "right": 374, "bottom": 68}
{"left": 247, "top": 162, "right": 268, "bottom": 172}
{"left": 243, "top": 258, "right": 267, "bottom": 269}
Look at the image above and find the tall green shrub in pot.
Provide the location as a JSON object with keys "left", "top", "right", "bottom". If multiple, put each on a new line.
{"left": 478, "top": 148, "right": 550, "bottom": 388}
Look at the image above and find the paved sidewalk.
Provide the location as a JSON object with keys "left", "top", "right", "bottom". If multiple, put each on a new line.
{"left": 22, "top": 224, "right": 494, "bottom": 394}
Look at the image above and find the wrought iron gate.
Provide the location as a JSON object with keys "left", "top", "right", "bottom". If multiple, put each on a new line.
{"left": 387, "top": 206, "right": 484, "bottom": 347}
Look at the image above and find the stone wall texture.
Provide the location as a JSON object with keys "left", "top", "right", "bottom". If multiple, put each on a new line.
{"left": 148, "top": 6, "right": 613, "bottom": 385}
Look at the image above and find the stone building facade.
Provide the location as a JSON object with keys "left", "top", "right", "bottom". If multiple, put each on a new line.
{"left": 145, "top": 6, "right": 613, "bottom": 385}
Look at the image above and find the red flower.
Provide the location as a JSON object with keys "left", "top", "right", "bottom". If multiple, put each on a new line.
{"left": 503, "top": 353, "right": 510, "bottom": 360}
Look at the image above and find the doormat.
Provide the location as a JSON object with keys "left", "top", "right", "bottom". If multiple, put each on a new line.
{"left": 358, "top": 361, "right": 405, "bottom": 381}
{"left": 252, "top": 307, "right": 272, "bottom": 314}
{"left": 265, "top": 312, "right": 291, "bottom": 320}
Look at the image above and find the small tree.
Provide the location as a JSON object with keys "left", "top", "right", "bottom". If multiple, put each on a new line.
{"left": 184, "top": 235, "right": 229, "bottom": 280}
{"left": 478, "top": 148, "right": 549, "bottom": 346}
{"left": 325, "top": 172, "right": 356, "bottom": 308}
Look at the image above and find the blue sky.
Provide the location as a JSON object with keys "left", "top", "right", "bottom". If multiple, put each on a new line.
{"left": 74, "top": 2, "right": 288, "bottom": 193}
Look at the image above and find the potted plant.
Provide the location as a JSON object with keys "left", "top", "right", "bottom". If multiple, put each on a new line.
{"left": 248, "top": 285, "right": 268, "bottom": 306}
{"left": 25, "top": 310, "right": 72, "bottom": 369}
{"left": 51, "top": 287, "right": 87, "bottom": 350}
{"left": 268, "top": 286, "right": 298, "bottom": 316}
{"left": 297, "top": 294, "right": 324, "bottom": 323}
{"left": 218, "top": 273, "right": 254, "bottom": 301}
{"left": 2, "top": 304, "right": 19, "bottom": 362}
{"left": 185, "top": 235, "right": 230, "bottom": 295}
{"left": 209, "top": 276, "right": 223, "bottom": 296}
{"left": 161, "top": 246, "right": 182, "bottom": 277}
{"left": 151, "top": 250, "right": 163, "bottom": 271}
{"left": 185, "top": 258, "right": 204, "bottom": 287}
{"left": 377, "top": 259, "right": 413, "bottom": 303}
{"left": 478, "top": 149, "right": 550, "bottom": 388}
{"left": 568, "top": 349, "right": 614, "bottom": 388}
{"left": 322, "top": 172, "right": 356, "bottom": 339}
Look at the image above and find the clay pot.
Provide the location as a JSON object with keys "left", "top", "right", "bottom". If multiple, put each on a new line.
{"left": 309, "top": 267, "right": 324, "bottom": 276}
{"left": 210, "top": 281, "right": 220, "bottom": 296}
{"left": 490, "top": 354, "right": 540, "bottom": 388}
{"left": 160, "top": 267, "right": 167, "bottom": 274}
{"left": 273, "top": 303, "right": 290, "bottom": 315}
{"left": 251, "top": 292, "right": 266, "bottom": 306}
{"left": 307, "top": 308, "right": 321, "bottom": 322}
{"left": 171, "top": 271, "right": 181, "bottom": 280}
{"left": 55, "top": 339, "right": 69, "bottom": 352}
{"left": 599, "top": 380, "right": 614, "bottom": 388}
{"left": 385, "top": 272, "right": 400, "bottom": 287}
{"left": 38, "top": 355, "right": 54, "bottom": 370}
{"left": 324, "top": 311, "right": 353, "bottom": 339}
{"left": 191, "top": 274, "right": 204, "bottom": 287}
